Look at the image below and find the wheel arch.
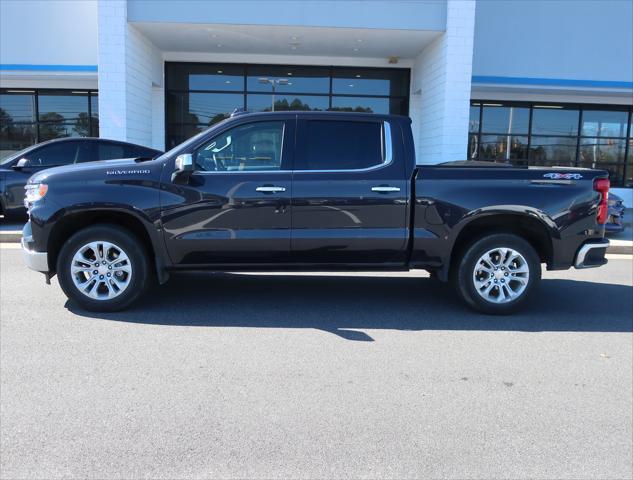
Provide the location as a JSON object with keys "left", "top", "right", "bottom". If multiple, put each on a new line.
{"left": 448, "top": 211, "right": 554, "bottom": 276}
{"left": 47, "top": 209, "right": 163, "bottom": 279}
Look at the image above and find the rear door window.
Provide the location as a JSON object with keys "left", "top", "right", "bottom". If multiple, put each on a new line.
{"left": 296, "top": 120, "right": 384, "bottom": 170}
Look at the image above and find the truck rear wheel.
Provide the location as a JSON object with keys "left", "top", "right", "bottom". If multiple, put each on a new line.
{"left": 57, "top": 225, "right": 150, "bottom": 312}
{"left": 453, "top": 233, "right": 541, "bottom": 315}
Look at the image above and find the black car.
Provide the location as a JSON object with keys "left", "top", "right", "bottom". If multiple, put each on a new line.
{"left": 606, "top": 193, "right": 627, "bottom": 234}
{"left": 21, "top": 112, "right": 611, "bottom": 314}
{"left": 0, "top": 137, "right": 161, "bottom": 217}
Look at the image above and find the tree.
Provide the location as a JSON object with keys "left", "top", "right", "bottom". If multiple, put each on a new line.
{"left": 38, "top": 112, "right": 66, "bottom": 139}
{"left": 73, "top": 112, "right": 91, "bottom": 137}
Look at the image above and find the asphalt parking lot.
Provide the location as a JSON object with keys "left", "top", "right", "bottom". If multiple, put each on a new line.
{"left": 1, "top": 245, "right": 632, "bottom": 479}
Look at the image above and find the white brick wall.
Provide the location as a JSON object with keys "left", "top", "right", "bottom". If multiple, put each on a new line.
{"left": 98, "top": 0, "right": 164, "bottom": 149}
{"left": 410, "top": 0, "right": 476, "bottom": 164}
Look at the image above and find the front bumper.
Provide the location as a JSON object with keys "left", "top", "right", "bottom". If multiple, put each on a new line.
{"left": 574, "top": 239, "right": 609, "bottom": 269}
{"left": 21, "top": 222, "right": 48, "bottom": 272}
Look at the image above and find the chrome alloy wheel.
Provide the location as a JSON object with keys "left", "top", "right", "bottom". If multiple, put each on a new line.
{"left": 472, "top": 247, "right": 529, "bottom": 304}
{"left": 70, "top": 241, "right": 132, "bottom": 300}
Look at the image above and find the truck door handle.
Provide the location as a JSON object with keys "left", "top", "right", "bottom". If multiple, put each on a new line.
{"left": 371, "top": 186, "right": 400, "bottom": 193}
{"left": 256, "top": 185, "right": 286, "bottom": 193}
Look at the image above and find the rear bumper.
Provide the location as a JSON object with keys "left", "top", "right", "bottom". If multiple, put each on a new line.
{"left": 574, "top": 239, "right": 609, "bottom": 269}
{"left": 21, "top": 222, "right": 49, "bottom": 272}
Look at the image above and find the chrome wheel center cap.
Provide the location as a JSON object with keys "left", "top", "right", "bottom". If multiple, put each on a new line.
{"left": 98, "top": 265, "right": 109, "bottom": 275}
{"left": 494, "top": 270, "right": 505, "bottom": 280}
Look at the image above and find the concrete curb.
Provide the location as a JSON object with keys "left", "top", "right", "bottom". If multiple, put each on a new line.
{"left": 607, "top": 240, "right": 633, "bottom": 255}
{"left": 0, "top": 231, "right": 22, "bottom": 243}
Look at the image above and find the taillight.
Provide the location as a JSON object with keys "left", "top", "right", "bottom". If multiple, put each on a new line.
{"left": 593, "top": 177, "right": 610, "bottom": 224}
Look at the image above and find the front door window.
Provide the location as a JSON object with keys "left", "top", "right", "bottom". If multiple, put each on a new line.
{"left": 194, "top": 121, "right": 285, "bottom": 172}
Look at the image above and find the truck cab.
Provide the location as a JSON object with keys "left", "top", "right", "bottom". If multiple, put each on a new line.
{"left": 21, "top": 111, "right": 610, "bottom": 314}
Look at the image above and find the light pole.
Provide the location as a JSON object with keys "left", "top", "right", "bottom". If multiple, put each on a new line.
{"left": 258, "top": 78, "right": 290, "bottom": 111}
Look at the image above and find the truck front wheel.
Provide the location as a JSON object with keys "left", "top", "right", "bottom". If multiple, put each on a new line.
{"left": 57, "top": 225, "right": 151, "bottom": 312}
{"left": 453, "top": 233, "right": 541, "bottom": 314}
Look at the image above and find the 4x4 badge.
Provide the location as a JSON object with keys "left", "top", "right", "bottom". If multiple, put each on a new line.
{"left": 543, "top": 173, "right": 583, "bottom": 180}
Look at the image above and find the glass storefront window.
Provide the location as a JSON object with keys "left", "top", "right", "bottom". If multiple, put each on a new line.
{"left": 469, "top": 105, "right": 480, "bottom": 133}
{"left": 331, "top": 68, "right": 409, "bottom": 97}
{"left": 0, "top": 124, "right": 36, "bottom": 160}
{"left": 0, "top": 89, "right": 97, "bottom": 159}
{"left": 330, "top": 96, "right": 393, "bottom": 114}
{"left": 468, "top": 134, "right": 479, "bottom": 159}
{"left": 247, "top": 94, "right": 329, "bottom": 112}
{"left": 90, "top": 93, "right": 99, "bottom": 137}
{"left": 167, "top": 92, "right": 243, "bottom": 125}
{"left": 38, "top": 91, "right": 88, "bottom": 122}
{"left": 579, "top": 138, "right": 626, "bottom": 166}
{"left": 626, "top": 139, "right": 633, "bottom": 187}
{"left": 528, "top": 136, "right": 577, "bottom": 165}
{"left": 470, "top": 101, "right": 632, "bottom": 187}
{"left": 481, "top": 105, "right": 529, "bottom": 134}
{"left": 531, "top": 106, "right": 579, "bottom": 136}
{"left": 581, "top": 109, "right": 629, "bottom": 138}
{"left": 246, "top": 65, "right": 329, "bottom": 94}
{"left": 0, "top": 92, "right": 35, "bottom": 122}
{"left": 165, "top": 63, "right": 410, "bottom": 147}
{"left": 167, "top": 63, "right": 245, "bottom": 91}
{"left": 480, "top": 135, "right": 528, "bottom": 162}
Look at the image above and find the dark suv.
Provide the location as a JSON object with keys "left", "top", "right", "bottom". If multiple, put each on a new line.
{"left": 0, "top": 137, "right": 161, "bottom": 217}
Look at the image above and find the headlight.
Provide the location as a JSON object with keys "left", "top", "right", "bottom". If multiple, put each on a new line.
{"left": 24, "top": 183, "right": 48, "bottom": 205}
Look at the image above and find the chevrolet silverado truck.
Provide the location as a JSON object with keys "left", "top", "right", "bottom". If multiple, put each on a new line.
{"left": 21, "top": 111, "right": 611, "bottom": 314}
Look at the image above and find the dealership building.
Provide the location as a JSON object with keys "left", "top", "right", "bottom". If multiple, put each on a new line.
{"left": 1, "top": 0, "right": 632, "bottom": 199}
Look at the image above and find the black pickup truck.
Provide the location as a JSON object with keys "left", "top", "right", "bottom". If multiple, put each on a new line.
{"left": 22, "top": 111, "right": 610, "bottom": 314}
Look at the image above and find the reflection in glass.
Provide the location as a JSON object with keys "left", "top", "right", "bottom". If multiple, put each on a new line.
{"left": 167, "top": 63, "right": 244, "bottom": 91}
{"left": 0, "top": 123, "right": 36, "bottom": 160}
{"left": 248, "top": 94, "right": 329, "bottom": 112}
{"left": 480, "top": 135, "right": 528, "bottom": 162}
{"left": 469, "top": 105, "right": 480, "bottom": 133}
{"left": 468, "top": 134, "right": 479, "bottom": 159}
{"left": 482, "top": 105, "right": 529, "bottom": 134}
{"left": 167, "top": 92, "right": 243, "bottom": 125}
{"left": 331, "top": 68, "right": 409, "bottom": 96}
{"left": 626, "top": 139, "right": 633, "bottom": 187}
{"left": 90, "top": 93, "right": 99, "bottom": 136}
{"left": 528, "top": 136, "right": 577, "bottom": 165}
{"left": 166, "top": 124, "right": 210, "bottom": 149}
{"left": 0, "top": 93, "right": 36, "bottom": 122}
{"left": 194, "top": 121, "right": 284, "bottom": 172}
{"left": 38, "top": 92, "right": 89, "bottom": 122}
{"left": 247, "top": 65, "right": 329, "bottom": 93}
{"left": 581, "top": 110, "right": 629, "bottom": 138}
{"left": 39, "top": 123, "right": 83, "bottom": 141}
{"left": 329, "top": 96, "right": 406, "bottom": 115}
{"left": 582, "top": 163, "right": 624, "bottom": 186}
{"left": 579, "top": 138, "right": 626, "bottom": 167}
{"left": 531, "top": 107, "right": 579, "bottom": 136}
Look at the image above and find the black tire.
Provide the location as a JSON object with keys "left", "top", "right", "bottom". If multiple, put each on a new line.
{"left": 453, "top": 233, "right": 541, "bottom": 315}
{"left": 56, "top": 224, "right": 151, "bottom": 312}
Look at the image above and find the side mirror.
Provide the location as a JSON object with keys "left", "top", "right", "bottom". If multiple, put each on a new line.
{"left": 171, "top": 153, "right": 194, "bottom": 183}
{"left": 13, "top": 157, "right": 30, "bottom": 170}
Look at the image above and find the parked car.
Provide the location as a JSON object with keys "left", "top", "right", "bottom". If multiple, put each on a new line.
{"left": 606, "top": 193, "right": 626, "bottom": 234}
{"left": 22, "top": 111, "right": 611, "bottom": 314}
{"left": 0, "top": 137, "right": 161, "bottom": 218}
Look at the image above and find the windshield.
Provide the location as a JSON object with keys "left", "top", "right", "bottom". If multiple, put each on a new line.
{"left": 153, "top": 117, "right": 232, "bottom": 162}
{"left": 0, "top": 144, "right": 41, "bottom": 166}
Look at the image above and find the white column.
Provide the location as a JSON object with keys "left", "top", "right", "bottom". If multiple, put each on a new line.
{"left": 410, "top": 0, "right": 476, "bottom": 164}
{"left": 97, "top": 0, "right": 164, "bottom": 149}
